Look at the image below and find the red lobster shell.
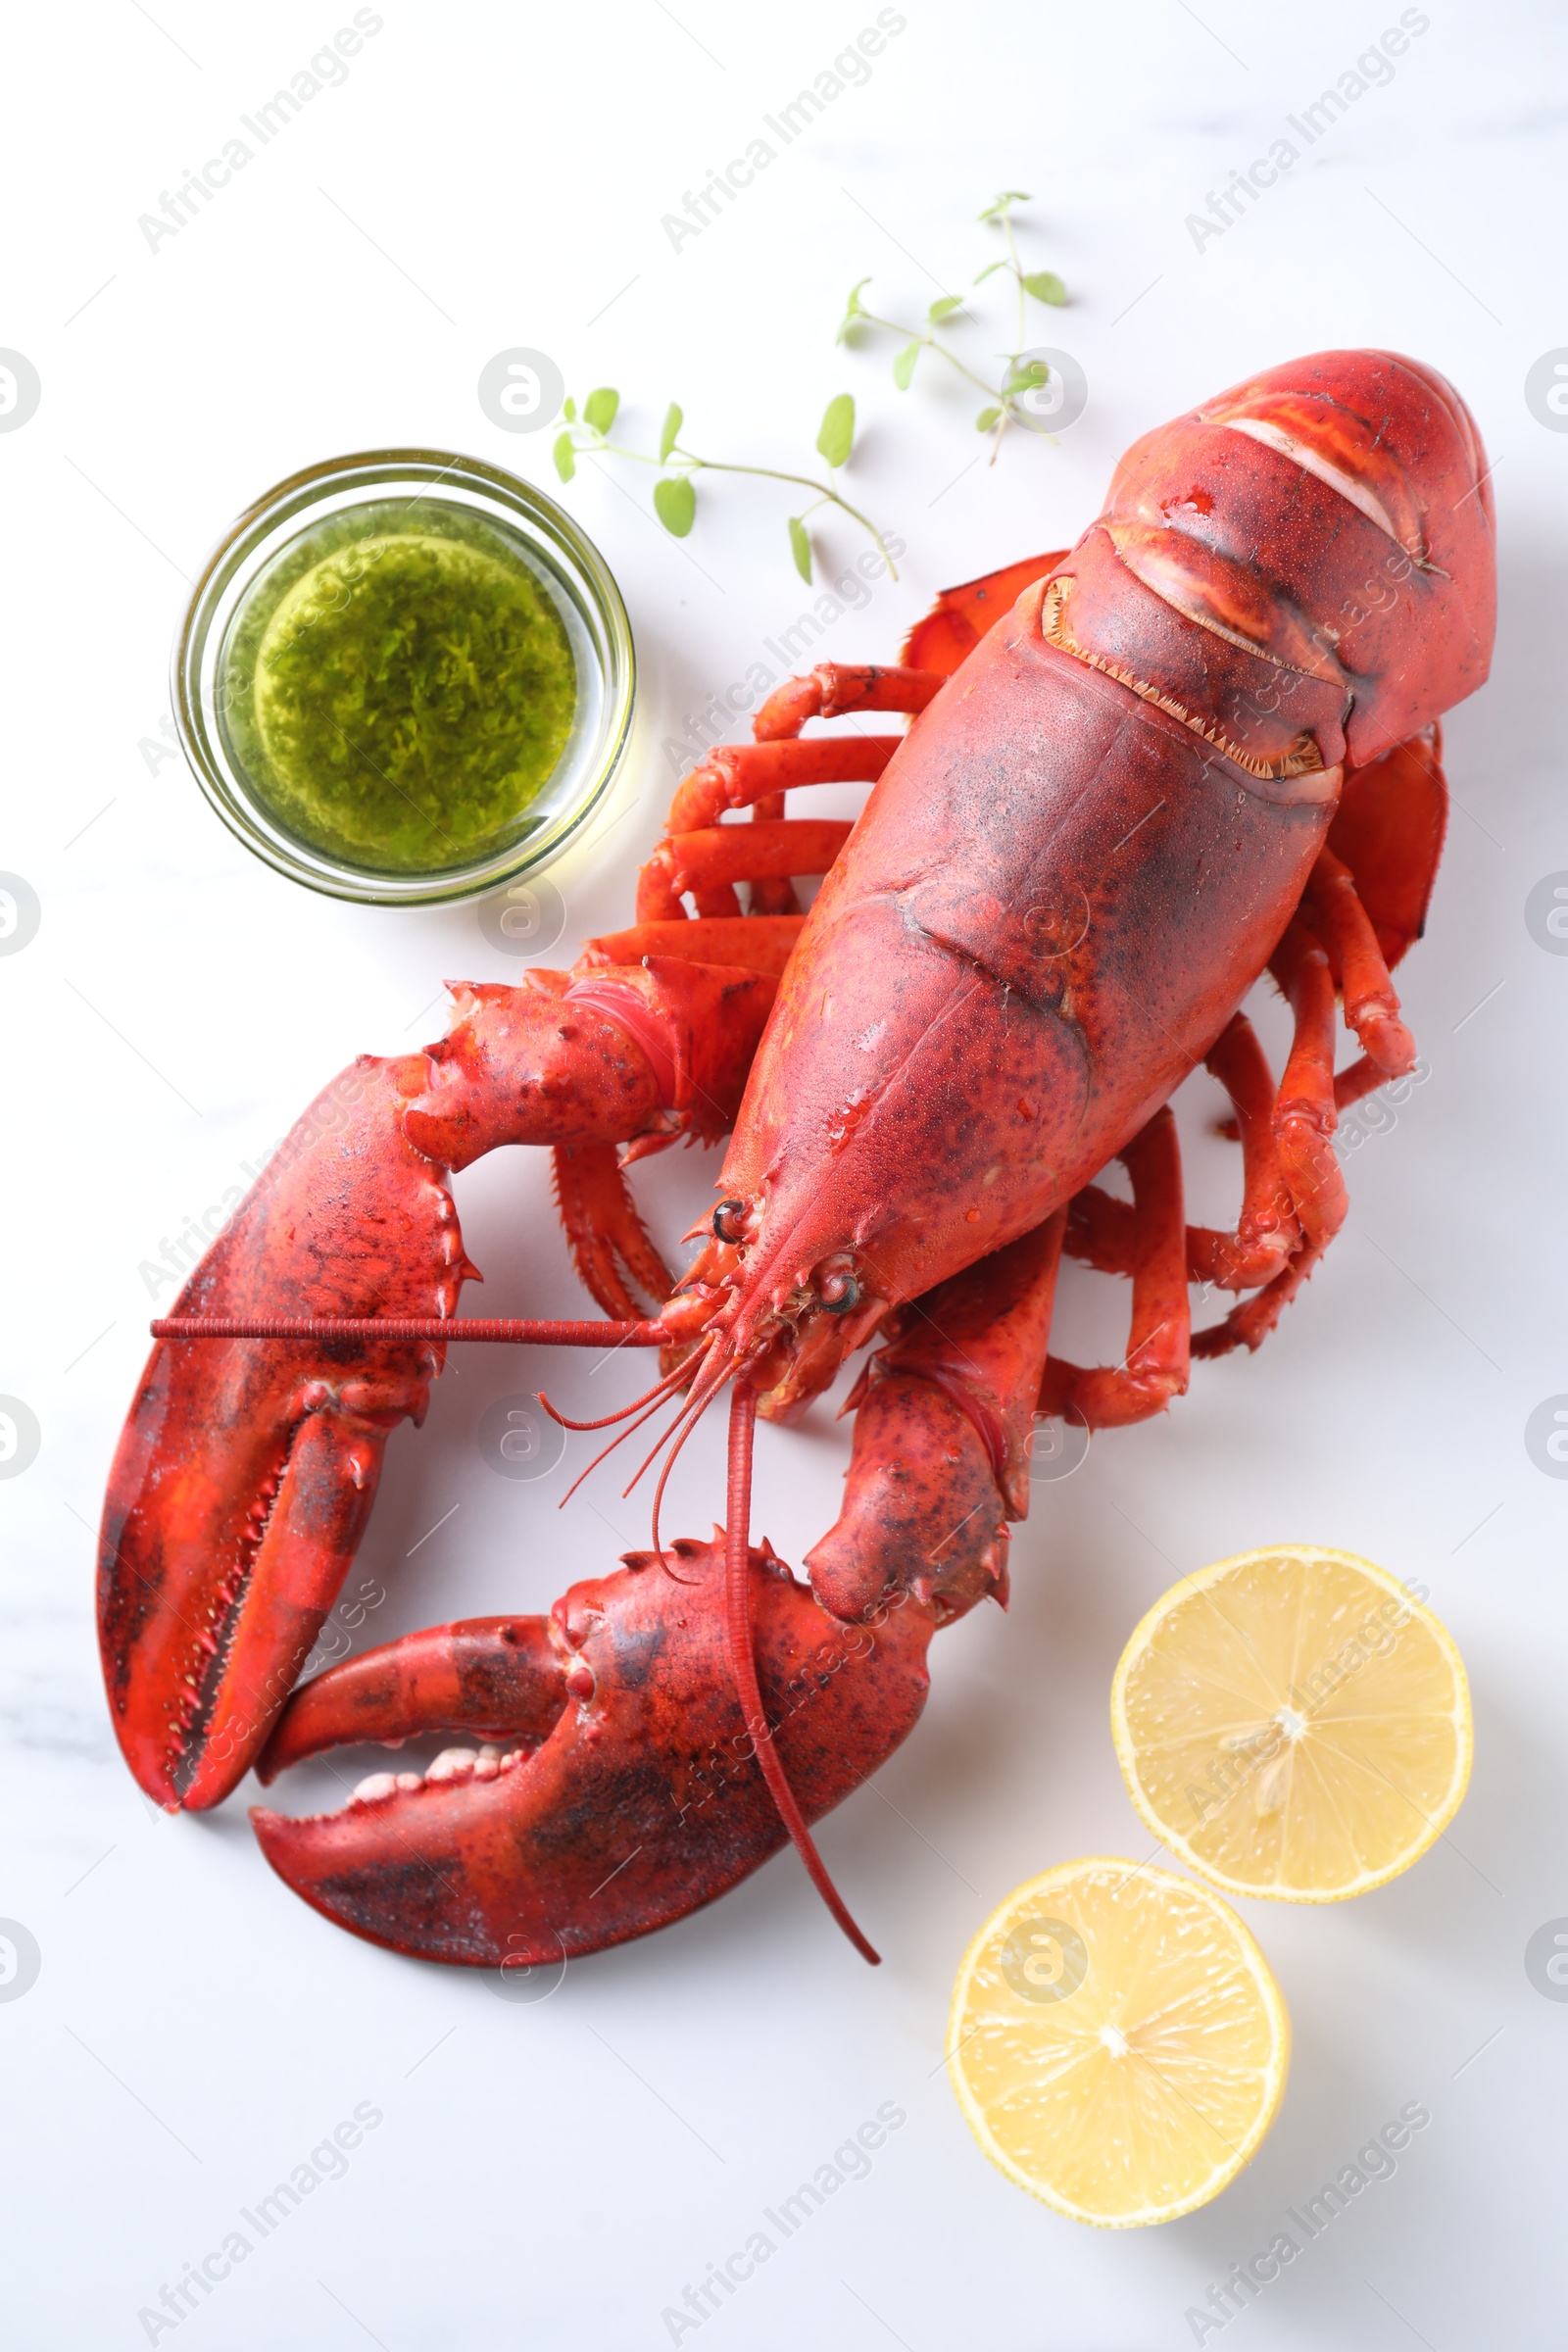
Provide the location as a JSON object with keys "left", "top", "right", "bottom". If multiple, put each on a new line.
{"left": 99, "top": 350, "right": 1494, "bottom": 1966}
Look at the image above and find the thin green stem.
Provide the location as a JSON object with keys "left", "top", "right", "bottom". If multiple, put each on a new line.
{"left": 673, "top": 449, "right": 899, "bottom": 576}
{"left": 1004, "top": 211, "right": 1026, "bottom": 361}
{"left": 846, "top": 195, "right": 1062, "bottom": 466}
{"left": 568, "top": 431, "right": 899, "bottom": 578}
{"left": 579, "top": 439, "right": 662, "bottom": 468}
{"left": 858, "top": 308, "right": 1000, "bottom": 401}
{"left": 857, "top": 288, "right": 1051, "bottom": 460}
{"left": 1008, "top": 222, "right": 1024, "bottom": 456}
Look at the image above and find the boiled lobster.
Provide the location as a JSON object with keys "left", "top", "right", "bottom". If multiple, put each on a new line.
{"left": 99, "top": 350, "right": 1494, "bottom": 1968}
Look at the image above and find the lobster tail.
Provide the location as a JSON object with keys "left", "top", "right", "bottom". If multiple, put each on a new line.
{"left": 1054, "top": 348, "right": 1494, "bottom": 774}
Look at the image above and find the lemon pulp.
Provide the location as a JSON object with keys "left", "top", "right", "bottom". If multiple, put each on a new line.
{"left": 1111, "top": 1545, "right": 1471, "bottom": 1902}
{"left": 948, "top": 1857, "right": 1289, "bottom": 2226}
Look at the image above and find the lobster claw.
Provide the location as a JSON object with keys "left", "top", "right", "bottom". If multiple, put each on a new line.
{"left": 98, "top": 1052, "right": 467, "bottom": 1811}
{"left": 250, "top": 1536, "right": 937, "bottom": 1965}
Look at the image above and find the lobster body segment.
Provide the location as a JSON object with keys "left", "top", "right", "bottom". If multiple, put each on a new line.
{"left": 720, "top": 601, "right": 1337, "bottom": 1348}
{"left": 97, "top": 350, "right": 1496, "bottom": 1967}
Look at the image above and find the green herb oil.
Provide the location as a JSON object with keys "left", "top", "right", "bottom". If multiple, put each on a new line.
{"left": 220, "top": 506, "right": 577, "bottom": 873}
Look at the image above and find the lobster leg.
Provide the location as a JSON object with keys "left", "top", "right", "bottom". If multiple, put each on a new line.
{"left": 1272, "top": 933, "right": 1351, "bottom": 1251}
{"left": 666, "top": 736, "right": 906, "bottom": 832}
{"left": 635, "top": 820, "right": 857, "bottom": 921}
{"left": 1187, "top": 731, "right": 1444, "bottom": 1358}
{"left": 1267, "top": 720, "right": 1445, "bottom": 1166}
{"left": 664, "top": 663, "right": 947, "bottom": 836}
{"left": 605, "top": 662, "right": 946, "bottom": 956}
{"left": 552, "top": 1141, "right": 673, "bottom": 1320}
{"left": 582, "top": 914, "right": 807, "bottom": 977}
{"left": 1322, "top": 721, "right": 1447, "bottom": 1107}
{"left": 1301, "top": 848, "right": 1417, "bottom": 1077}
{"left": 614, "top": 661, "right": 954, "bottom": 959}
{"left": 1075, "top": 721, "right": 1446, "bottom": 1359}
{"left": 754, "top": 661, "right": 948, "bottom": 736}
{"left": 1191, "top": 1015, "right": 1301, "bottom": 1287}
{"left": 248, "top": 1225, "right": 1065, "bottom": 1965}
{"left": 1067, "top": 936, "right": 1363, "bottom": 1373}
{"left": 1072, "top": 782, "right": 1435, "bottom": 1372}
{"left": 1042, "top": 1109, "right": 1192, "bottom": 1430}
{"left": 1068, "top": 1012, "right": 1300, "bottom": 1295}
{"left": 1190, "top": 1239, "right": 1328, "bottom": 1362}
{"left": 1187, "top": 932, "right": 1354, "bottom": 1361}
{"left": 1190, "top": 906, "right": 1396, "bottom": 1361}
{"left": 1174, "top": 934, "right": 1349, "bottom": 1363}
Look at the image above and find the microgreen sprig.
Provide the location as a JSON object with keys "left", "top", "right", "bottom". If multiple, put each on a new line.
{"left": 837, "top": 190, "right": 1067, "bottom": 464}
{"left": 552, "top": 391, "right": 897, "bottom": 584}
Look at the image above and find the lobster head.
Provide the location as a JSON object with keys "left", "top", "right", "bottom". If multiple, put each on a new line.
{"left": 673, "top": 1207, "right": 891, "bottom": 1423}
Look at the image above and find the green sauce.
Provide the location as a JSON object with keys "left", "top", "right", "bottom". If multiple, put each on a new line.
{"left": 220, "top": 504, "right": 577, "bottom": 873}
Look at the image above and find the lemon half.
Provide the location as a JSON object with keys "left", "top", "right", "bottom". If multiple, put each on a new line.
{"left": 1111, "top": 1544, "right": 1471, "bottom": 1902}
{"left": 948, "top": 1857, "right": 1289, "bottom": 2226}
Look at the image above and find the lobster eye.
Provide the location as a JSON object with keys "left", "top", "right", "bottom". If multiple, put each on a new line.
{"left": 818, "top": 1269, "right": 860, "bottom": 1316}
{"left": 711, "top": 1198, "right": 749, "bottom": 1245}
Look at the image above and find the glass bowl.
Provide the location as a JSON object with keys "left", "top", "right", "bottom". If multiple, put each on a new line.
{"left": 172, "top": 448, "right": 635, "bottom": 906}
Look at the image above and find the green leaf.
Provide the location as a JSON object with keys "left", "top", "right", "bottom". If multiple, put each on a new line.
{"left": 654, "top": 474, "right": 696, "bottom": 537}
{"left": 553, "top": 432, "right": 576, "bottom": 483}
{"left": 788, "top": 515, "right": 812, "bottom": 583}
{"left": 563, "top": 395, "right": 577, "bottom": 423}
{"left": 975, "top": 405, "right": 1002, "bottom": 432}
{"left": 815, "top": 392, "right": 855, "bottom": 468}
{"left": 583, "top": 386, "right": 619, "bottom": 434}
{"left": 836, "top": 275, "right": 872, "bottom": 344}
{"left": 659, "top": 401, "right": 683, "bottom": 463}
{"left": 1022, "top": 270, "right": 1067, "bottom": 306}
{"left": 978, "top": 189, "right": 1030, "bottom": 220}
{"left": 928, "top": 295, "right": 963, "bottom": 321}
{"left": 892, "top": 340, "right": 921, "bottom": 390}
{"left": 1003, "top": 358, "right": 1050, "bottom": 397}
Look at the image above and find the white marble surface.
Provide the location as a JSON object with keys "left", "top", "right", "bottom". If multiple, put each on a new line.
{"left": 4, "top": 1, "right": 1568, "bottom": 2344}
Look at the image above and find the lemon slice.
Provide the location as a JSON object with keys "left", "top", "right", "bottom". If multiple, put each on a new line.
{"left": 948, "top": 1857, "right": 1288, "bottom": 2226}
{"left": 1111, "top": 1544, "right": 1471, "bottom": 1902}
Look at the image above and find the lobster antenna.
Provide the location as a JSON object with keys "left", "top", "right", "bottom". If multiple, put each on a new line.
{"left": 556, "top": 1384, "right": 688, "bottom": 1512}
{"left": 647, "top": 1348, "right": 736, "bottom": 1573}
{"left": 545, "top": 1345, "right": 719, "bottom": 1505}
{"left": 551, "top": 1344, "right": 716, "bottom": 1512}
{"left": 722, "top": 1380, "right": 880, "bottom": 1966}
{"left": 622, "top": 1368, "right": 715, "bottom": 1499}
{"left": 539, "top": 1347, "right": 703, "bottom": 1434}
